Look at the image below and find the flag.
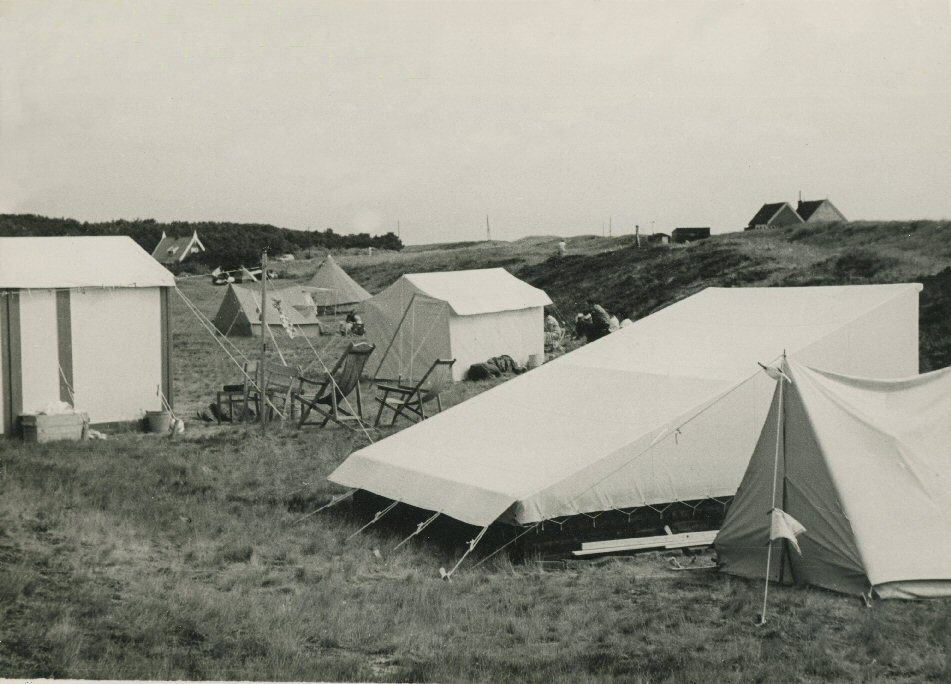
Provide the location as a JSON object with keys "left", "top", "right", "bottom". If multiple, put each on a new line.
{"left": 272, "top": 299, "right": 297, "bottom": 339}
{"left": 769, "top": 508, "right": 806, "bottom": 555}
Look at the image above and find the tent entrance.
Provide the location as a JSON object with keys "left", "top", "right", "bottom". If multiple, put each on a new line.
{"left": 370, "top": 293, "right": 451, "bottom": 382}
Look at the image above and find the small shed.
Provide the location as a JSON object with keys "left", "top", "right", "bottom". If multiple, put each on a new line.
{"left": 151, "top": 230, "right": 206, "bottom": 264}
{"left": 1, "top": 236, "right": 175, "bottom": 434}
{"left": 647, "top": 233, "right": 670, "bottom": 245}
{"left": 671, "top": 227, "right": 711, "bottom": 243}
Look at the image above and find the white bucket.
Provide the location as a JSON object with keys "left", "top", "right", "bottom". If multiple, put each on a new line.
{"left": 527, "top": 353, "right": 544, "bottom": 369}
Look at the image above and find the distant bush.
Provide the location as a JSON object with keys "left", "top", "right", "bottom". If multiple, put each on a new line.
{"left": 831, "top": 248, "right": 899, "bottom": 280}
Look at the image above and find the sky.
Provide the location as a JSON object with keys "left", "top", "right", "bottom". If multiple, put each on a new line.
{"left": 1, "top": 1, "right": 949, "bottom": 245}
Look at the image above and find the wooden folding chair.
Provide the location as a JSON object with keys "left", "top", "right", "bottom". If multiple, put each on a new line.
{"left": 247, "top": 361, "right": 300, "bottom": 423}
{"left": 293, "top": 342, "right": 376, "bottom": 430}
{"left": 216, "top": 360, "right": 258, "bottom": 424}
{"left": 373, "top": 358, "right": 456, "bottom": 426}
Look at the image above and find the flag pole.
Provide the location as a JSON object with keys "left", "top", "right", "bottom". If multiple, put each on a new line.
{"left": 759, "top": 356, "right": 786, "bottom": 625}
{"left": 260, "top": 250, "right": 268, "bottom": 434}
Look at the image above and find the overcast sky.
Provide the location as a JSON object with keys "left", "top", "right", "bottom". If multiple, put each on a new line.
{"left": 1, "top": 1, "right": 949, "bottom": 244}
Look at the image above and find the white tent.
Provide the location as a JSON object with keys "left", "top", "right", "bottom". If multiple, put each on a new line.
{"left": 305, "top": 254, "right": 371, "bottom": 310}
{"left": 0, "top": 236, "right": 176, "bottom": 434}
{"left": 330, "top": 284, "right": 922, "bottom": 527}
{"left": 363, "top": 268, "right": 552, "bottom": 382}
{"left": 212, "top": 284, "right": 323, "bottom": 337}
{"left": 715, "top": 361, "right": 951, "bottom": 599}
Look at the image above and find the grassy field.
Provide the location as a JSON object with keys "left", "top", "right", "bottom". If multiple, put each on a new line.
{"left": 2, "top": 222, "right": 951, "bottom": 681}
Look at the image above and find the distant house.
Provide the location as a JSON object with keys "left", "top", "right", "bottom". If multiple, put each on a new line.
{"left": 647, "top": 233, "right": 670, "bottom": 245}
{"left": 746, "top": 202, "right": 804, "bottom": 230}
{"left": 797, "top": 198, "right": 847, "bottom": 223}
{"left": 151, "top": 230, "right": 206, "bottom": 264}
{"left": 671, "top": 227, "right": 711, "bottom": 244}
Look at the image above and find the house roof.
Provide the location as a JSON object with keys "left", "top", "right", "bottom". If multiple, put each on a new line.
{"left": 151, "top": 231, "right": 206, "bottom": 263}
{"left": 748, "top": 202, "right": 790, "bottom": 227}
{"left": 0, "top": 236, "right": 175, "bottom": 288}
{"left": 796, "top": 199, "right": 845, "bottom": 222}
{"left": 394, "top": 268, "right": 552, "bottom": 316}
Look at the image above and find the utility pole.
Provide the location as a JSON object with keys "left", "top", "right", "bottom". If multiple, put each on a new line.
{"left": 609, "top": 216, "right": 612, "bottom": 237}
{"left": 486, "top": 215, "right": 491, "bottom": 241}
{"left": 397, "top": 220, "right": 401, "bottom": 239}
{"left": 259, "top": 250, "right": 268, "bottom": 434}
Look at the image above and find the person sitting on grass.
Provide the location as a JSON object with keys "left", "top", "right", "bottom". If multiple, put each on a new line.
{"left": 582, "top": 297, "right": 612, "bottom": 342}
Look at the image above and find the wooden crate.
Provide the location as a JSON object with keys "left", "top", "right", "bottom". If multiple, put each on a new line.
{"left": 20, "top": 413, "right": 87, "bottom": 443}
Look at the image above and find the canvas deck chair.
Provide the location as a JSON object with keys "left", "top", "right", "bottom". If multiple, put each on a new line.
{"left": 293, "top": 342, "right": 376, "bottom": 429}
{"left": 373, "top": 358, "right": 456, "bottom": 426}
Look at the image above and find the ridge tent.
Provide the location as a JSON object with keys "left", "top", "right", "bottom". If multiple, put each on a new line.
{"left": 0, "top": 236, "right": 175, "bottom": 434}
{"left": 715, "top": 361, "right": 951, "bottom": 599}
{"left": 212, "top": 283, "right": 323, "bottom": 337}
{"left": 330, "top": 284, "right": 921, "bottom": 528}
{"left": 304, "top": 255, "right": 371, "bottom": 312}
{"left": 363, "top": 268, "right": 553, "bottom": 382}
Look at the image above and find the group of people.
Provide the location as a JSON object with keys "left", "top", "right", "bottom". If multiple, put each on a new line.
{"left": 574, "top": 298, "right": 619, "bottom": 342}
{"left": 544, "top": 297, "right": 620, "bottom": 349}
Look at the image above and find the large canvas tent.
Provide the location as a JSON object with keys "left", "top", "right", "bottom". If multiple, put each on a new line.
{"left": 715, "top": 361, "right": 951, "bottom": 599}
{"left": 0, "top": 236, "right": 175, "bottom": 434}
{"left": 304, "top": 255, "right": 371, "bottom": 311}
{"left": 213, "top": 284, "right": 323, "bottom": 337}
{"left": 363, "top": 268, "right": 553, "bottom": 382}
{"left": 331, "top": 284, "right": 921, "bottom": 528}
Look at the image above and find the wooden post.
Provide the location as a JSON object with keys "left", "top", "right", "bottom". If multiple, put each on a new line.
{"left": 260, "top": 250, "right": 268, "bottom": 433}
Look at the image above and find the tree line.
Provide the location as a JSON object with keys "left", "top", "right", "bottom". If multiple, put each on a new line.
{"left": 0, "top": 214, "right": 403, "bottom": 270}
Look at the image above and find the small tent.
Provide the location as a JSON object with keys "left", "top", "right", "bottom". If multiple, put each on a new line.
{"left": 1, "top": 236, "right": 175, "bottom": 434}
{"left": 213, "top": 284, "right": 323, "bottom": 337}
{"left": 304, "top": 255, "right": 371, "bottom": 312}
{"left": 715, "top": 361, "right": 951, "bottom": 599}
{"left": 363, "top": 268, "right": 553, "bottom": 382}
{"left": 331, "top": 284, "right": 921, "bottom": 528}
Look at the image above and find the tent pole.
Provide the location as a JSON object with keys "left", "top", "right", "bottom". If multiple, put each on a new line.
{"left": 759, "top": 360, "right": 786, "bottom": 625}
{"left": 260, "top": 250, "right": 268, "bottom": 433}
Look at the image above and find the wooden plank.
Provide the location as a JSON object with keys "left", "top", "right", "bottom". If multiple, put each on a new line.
{"left": 572, "top": 530, "right": 718, "bottom": 556}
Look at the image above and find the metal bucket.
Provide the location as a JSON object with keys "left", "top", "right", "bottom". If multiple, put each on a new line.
{"left": 146, "top": 410, "right": 172, "bottom": 433}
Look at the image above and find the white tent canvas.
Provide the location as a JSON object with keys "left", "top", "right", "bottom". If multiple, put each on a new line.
{"left": 212, "top": 283, "right": 323, "bottom": 337}
{"left": 305, "top": 255, "right": 371, "bottom": 310}
{"left": 715, "top": 361, "right": 951, "bottom": 599}
{"left": 331, "top": 284, "right": 921, "bottom": 527}
{"left": 363, "top": 268, "right": 552, "bottom": 382}
{"left": 0, "top": 236, "right": 176, "bottom": 434}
